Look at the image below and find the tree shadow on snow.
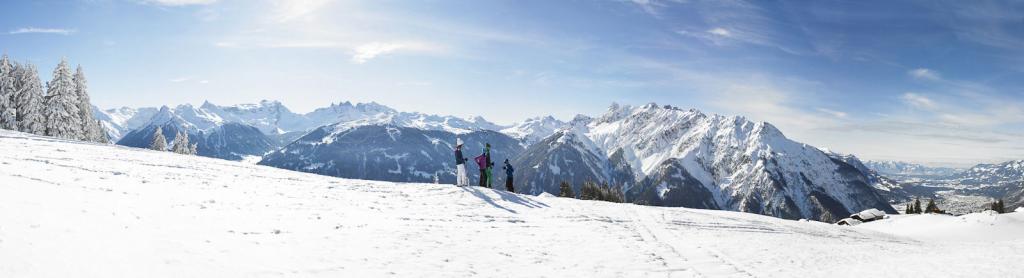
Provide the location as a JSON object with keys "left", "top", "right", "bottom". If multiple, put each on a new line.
{"left": 459, "top": 186, "right": 550, "bottom": 214}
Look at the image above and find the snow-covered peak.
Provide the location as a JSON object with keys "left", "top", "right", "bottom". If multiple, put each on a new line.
{"left": 146, "top": 106, "right": 198, "bottom": 131}
{"left": 501, "top": 115, "right": 568, "bottom": 145}
{"left": 575, "top": 102, "right": 892, "bottom": 218}
{"left": 102, "top": 99, "right": 510, "bottom": 138}
{"left": 222, "top": 99, "right": 284, "bottom": 111}
{"left": 598, "top": 102, "right": 635, "bottom": 124}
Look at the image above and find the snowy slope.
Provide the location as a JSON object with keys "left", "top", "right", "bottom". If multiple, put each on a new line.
{"left": 858, "top": 210, "right": 1024, "bottom": 242}
{"left": 2, "top": 130, "right": 1023, "bottom": 277}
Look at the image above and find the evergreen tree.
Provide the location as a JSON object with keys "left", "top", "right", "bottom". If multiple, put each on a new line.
{"left": 93, "top": 119, "right": 110, "bottom": 143}
{"left": 578, "top": 181, "right": 625, "bottom": 203}
{"left": 0, "top": 54, "right": 17, "bottom": 130}
{"left": 12, "top": 63, "right": 46, "bottom": 135}
{"left": 913, "top": 198, "right": 922, "bottom": 214}
{"left": 188, "top": 143, "right": 198, "bottom": 155}
{"left": 149, "top": 127, "right": 167, "bottom": 151}
{"left": 990, "top": 199, "right": 1005, "bottom": 213}
{"left": 925, "top": 199, "right": 939, "bottom": 213}
{"left": 44, "top": 58, "right": 83, "bottom": 139}
{"left": 905, "top": 204, "right": 914, "bottom": 214}
{"left": 73, "top": 65, "right": 104, "bottom": 142}
{"left": 558, "top": 181, "right": 574, "bottom": 198}
{"left": 170, "top": 130, "right": 191, "bottom": 154}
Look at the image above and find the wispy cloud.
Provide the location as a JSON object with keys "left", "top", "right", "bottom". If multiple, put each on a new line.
{"left": 272, "top": 0, "right": 333, "bottom": 23}
{"left": 9, "top": 27, "right": 75, "bottom": 35}
{"left": 901, "top": 92, "right": 937, "bottom": 110}
{"left": 908, "top": 68, "right": 941, "bottom": 81}
{"left": 707, "top": 27, "right": 731, "bottom": 37}
{"left": 816, "top": 108, "right": 848, "bottom": 118}
{"left": 142, "top": 0, "right": 218, "bottom": 6}
{"left": 170, "top": 77, "right": 192, "bottom": 83}
{"left": 351, "top": 42, "right": 407, "bottom": 64}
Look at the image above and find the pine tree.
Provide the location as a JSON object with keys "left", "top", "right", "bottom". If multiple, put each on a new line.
{"left": 558, "top": 181, "right": 574, "bottom": 198}
{"left": 73, "top": 65, "right": 104, "bottom": 142}
{"left": 44, "top": 58, "right": 83, "bottom": 139}
{"left": 0, "top": 54, "right": 17, "bottom": 130}
{"left": 913, "top": 198, "right": 922, "bottom": 214}
{"left": 995, "top": 199, "right": 1005, "bottom": 214}
{"left": 12, "top": 63, "right": 46, "bottom": 135}
{"left": 188, "top": 143, "right": 198, "bottom": 155}
{"left": 93, "top": 119, "right": 109, "bottom": 143}
{"left": 905, "top": 204, "right": 914, "bottom": 214}
{"left": 170, "top": 130, "right": 191, "bottom": 154}
{"left": 925, "top": 199, "right": 939, "bottom": 213}
{"left": 149, "top": 127, "right": 167, "bottom": 151}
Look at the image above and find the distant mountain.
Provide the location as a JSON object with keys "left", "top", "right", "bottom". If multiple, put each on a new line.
{"left": 863, "top": 160, "right": 961, "bottom": 178}
{"left": 92, "top": 106, "right": 159, "bottom": 140}
{"left": 826, "top": 152, "right": 911, "bottom": 203}
{"left": 512, "top": 129, "right": 632, "bottom": 195}
{"left": 501, "top": 116, "right": 567, "bottom": 146}
{"left": 943, "top": 160, "right": 1024, "bottom": 206}
{"left": 513, "top": 103, "right": 895, "bottom": 222}
{"left": 954, "top": 160, "right": 1024, "bottom": 187}
{"left": 259, "top": 124, "right": 523, "bottom": 184}
{"left": 96, "top": 100, "right": 507, "bottom": 141}
{"left": 198, "top": 100, "right": 310, "bottom": 134}
{"left": 116, "top": 107, "right": 276, "bottom": 160}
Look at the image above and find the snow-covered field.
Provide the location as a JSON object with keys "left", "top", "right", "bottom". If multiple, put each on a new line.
{"left": 1, "top": 130, "right": 1023, "bottom": 277}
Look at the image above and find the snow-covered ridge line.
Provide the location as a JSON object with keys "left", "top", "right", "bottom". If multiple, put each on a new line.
{"left": 863, "top": 160, "right": 962, "bottom": 177}
{"left": 514, "top": 102, "right": 896, "bottom": 222}
{"left": 2, "top": 129, "right": 1023, "bottom": 277}
{"left": 95, "top": 99, "right": 517, "bottom": 140}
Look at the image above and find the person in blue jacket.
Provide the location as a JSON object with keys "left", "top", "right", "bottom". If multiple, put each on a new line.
{"left": 502, "top": 159, "right": 514, "bottom": 192}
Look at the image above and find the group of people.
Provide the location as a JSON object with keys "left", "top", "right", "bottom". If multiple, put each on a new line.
{"left": 454, "top": 138, "right": 514, "bottom": 192}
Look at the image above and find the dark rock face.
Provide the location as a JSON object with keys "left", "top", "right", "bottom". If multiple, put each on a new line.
{"left": 200, "top": 122, "right": 277, "bottom": 160}
{"left": 629, "top": 159, "right": 718, "bottom": 209}
{"left": 260, "top": 124, "right": 523, "bottom": 185}
{"left": 511, "top": 131, "right": 609, "bottom": 195}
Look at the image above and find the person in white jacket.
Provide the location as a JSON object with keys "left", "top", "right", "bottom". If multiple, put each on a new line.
{"left": 454, "top": 138, "right": 469, "bottom": 186}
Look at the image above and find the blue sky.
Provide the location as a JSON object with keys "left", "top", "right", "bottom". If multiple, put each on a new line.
{"left": 2, "top": 0, "right": 1023, "bottom": 166}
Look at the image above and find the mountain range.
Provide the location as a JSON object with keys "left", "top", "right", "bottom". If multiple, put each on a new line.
{"left": 863, "top": 160, "right": 961, "bottom": 178}
{"left": 94, "top": 100, "right": 554, "bottom": 161}
{"left": 95, "top": 99, "right": 999, "bottom": 222}
{"left": 511, "top": 103, "right": 895, "bottom": 222}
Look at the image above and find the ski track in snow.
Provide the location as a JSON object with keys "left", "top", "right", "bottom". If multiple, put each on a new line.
{"left": 1, "top": 130, "right": 1023, "bottom": 277}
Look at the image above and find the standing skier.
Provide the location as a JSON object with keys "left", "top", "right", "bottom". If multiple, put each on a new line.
{"left": 474, "top": 149, "right": 489, "bottom": 188}
{"left": 503, "top": 159, "right": 514, "bottom": 192}
{"left": 454, "top": 138, "right": 469, "bottom": 186}
{"left": 484, "top": 143, "right": 494, "bottom": 188}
